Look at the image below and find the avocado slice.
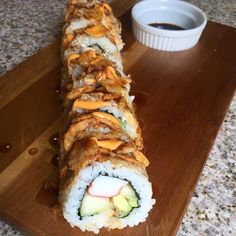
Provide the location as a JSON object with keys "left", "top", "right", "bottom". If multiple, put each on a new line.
{"left": 128, "top": 198, "right": 138, "bottom": 208}
{"left": 112, "top": 195, "right": 132, "bottom": 217}
{"left": 120, "top": 184, "right": 136, "bottom": 199}
{"left": 120, "top": 184, "right": 139, "bottom": 208}
{"left": 80, "top": 192, "right": 110, "bottom": 217}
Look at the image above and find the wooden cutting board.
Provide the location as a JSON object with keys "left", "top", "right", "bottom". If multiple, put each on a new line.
{"left": 0, "top": 1, "right": 236, "bottom": 235}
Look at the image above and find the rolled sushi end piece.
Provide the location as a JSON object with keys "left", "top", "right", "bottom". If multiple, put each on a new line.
{"left": 59, "top": 161, "right": 155, "bottom": 234}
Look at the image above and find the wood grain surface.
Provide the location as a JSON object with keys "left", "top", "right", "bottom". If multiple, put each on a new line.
{"left": 0, "top": 1, "right": 236, "bottom": 235}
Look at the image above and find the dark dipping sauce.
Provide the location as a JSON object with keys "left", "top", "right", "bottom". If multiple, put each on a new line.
{"left": 149, "top": 23, "right": 185, "bottom": 30}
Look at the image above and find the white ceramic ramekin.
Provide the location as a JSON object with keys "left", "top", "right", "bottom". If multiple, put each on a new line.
{"left": 131, "top": 0, "right": 207, "bottom": 51}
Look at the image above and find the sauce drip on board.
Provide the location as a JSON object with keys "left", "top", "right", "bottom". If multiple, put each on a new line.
{"left": 49, "top": 133, "right": 59, "bottom": 147}
{"left": 0, "top": 143, "right": 13, "bottom": 153}
{"left": 28, "top": 148, "right": 39, "bottom": 156}
{"left": 49, "top": 133, "right": 60, "bottom": 167}
{"left": 36, "top": 182, "right": 58, "bottom": 207}
{"left": 51, "top": 154, "right": 59, "bottom": 167}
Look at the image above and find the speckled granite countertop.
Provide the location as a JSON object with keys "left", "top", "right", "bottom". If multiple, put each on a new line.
{"left": 0, "top": 0, "right": 235, "bottom": 235}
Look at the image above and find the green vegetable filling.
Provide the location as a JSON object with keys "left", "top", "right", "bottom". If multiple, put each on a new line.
{"left": 79, "top": 183, "right": 139, "bottom": 218}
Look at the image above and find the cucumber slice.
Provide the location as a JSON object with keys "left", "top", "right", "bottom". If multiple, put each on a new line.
{"left": 80, "top": 192, "right": 110, "bottom": 217}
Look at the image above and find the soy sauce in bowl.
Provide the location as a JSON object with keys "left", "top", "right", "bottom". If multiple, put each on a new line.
{"left": 149, "top": 23, "right": 185, "bottom": 30}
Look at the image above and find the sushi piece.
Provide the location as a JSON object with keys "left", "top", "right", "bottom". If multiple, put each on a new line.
{"left": 59, "top": 0, "right": 155, "bottom": 234}
{"left": 59, "top": 139, "right": 154, "bottom": 234}
{"left": 62, "top": 110, "right": 143, "bottom": 154}
{"left": 71, "top": 92, "right": 141, "bottom": 141}
{"left": 63, "top": 35, "right": 123, "bottom": 74}
{"left": 63, "top": 51, "right": 129, "bottom": 97}
{"left": 62, "top": 1, "right": 123, "bottom": 71}
{"left": 64, "top": 1, "right": 121, "bottom": 34}
{"left": 63, "top": 1, "right": 123, "bottom": 48}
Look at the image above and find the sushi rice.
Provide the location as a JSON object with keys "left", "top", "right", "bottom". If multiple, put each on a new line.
{"left": 60, "top": 160, "right": 155, "bottom": 234}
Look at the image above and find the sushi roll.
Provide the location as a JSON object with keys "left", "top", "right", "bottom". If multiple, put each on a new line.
{"left": 59, "top": 0, "right": 155, "bottom": 234}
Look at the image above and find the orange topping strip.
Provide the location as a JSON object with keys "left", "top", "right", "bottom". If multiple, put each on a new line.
{"left": 83, "top": 25, "right": 116, "bottom": 45}
{"left": 84, "top": 25, "right": 108, "bottom": 37}
{"left": 91, "top": 137, "right": 122, "bottom": 150}
{"left": 67, "top": 53, "right": 80, "bottom": 64}
{"left": 96, "top": 66, "right": 131, "bottom": 87}
{"left": 72, "top": 100, "right": 111, "bottom": 110}
{"left": 66, "top": 86, "right": 95, "bottom": 100}
{"left": 80, "top": 50, "right": 97, "bottom": 59}
{"left": 133, "top": 151, "right": 149, "bottom": 167}
{"left": 63, "top": 34, "right": 75, "bottom": 47}
{"left": 105, "top": 66, "right": 131, "bottom": 84}
{"left": 92, "top": 111, "right": 120, "bottom": 126}
{"left": 77, "top": 51, "right": 102, "bottom": 67}
{"left": 102, "top": 3, "right": 112, "bottom": 13}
